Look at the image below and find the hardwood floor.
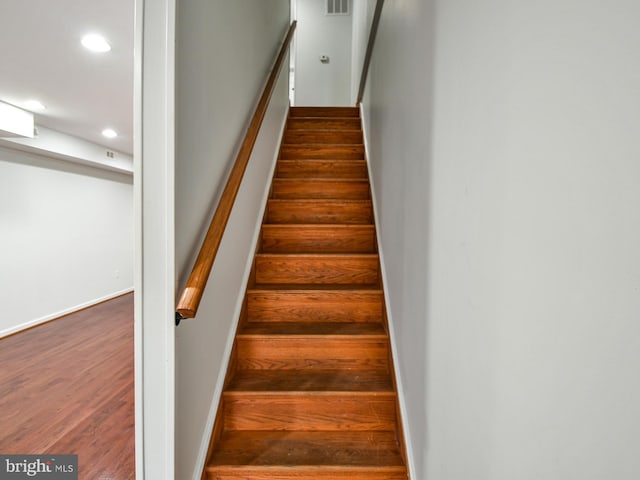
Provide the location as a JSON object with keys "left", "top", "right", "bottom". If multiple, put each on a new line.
{"left": 0, "top": 293, "right": 135, "bottom": 480}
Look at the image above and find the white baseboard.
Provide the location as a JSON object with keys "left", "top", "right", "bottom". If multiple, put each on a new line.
{"left": 0, "top": 287, "right": 134, "bottom": 339}
{"left": 360, "top": 103, "right": 417, "bottom": 480}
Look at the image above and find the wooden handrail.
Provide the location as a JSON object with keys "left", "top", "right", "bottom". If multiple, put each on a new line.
{"left": 176, "top": 21, "right": 297, "bottom": 323}
{"left": 356, "top": 0, "right": 385, "bottom": 104}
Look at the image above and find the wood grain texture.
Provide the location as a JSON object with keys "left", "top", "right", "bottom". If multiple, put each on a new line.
{"left": 289, "top": 106, "right": 360, "bottom": 117}
{"left": 226, "top": 370, "right": 393, "bottom": 392}
{"left": 239, "top": 322, "right": 386, "bottom": 335}
{"left": 276, "top": 159, "right": 368, "bottom": 179}
{"left": 236, "top": 336, "right": 389, "bottom": 371}
{"left": 271, "top": 179, "right": 370, "bottom": 200}
{"left": 261, "top": 225, "right": 376, "bottom": 253}
{"left": 246, "top": 289, "right": 383, "bottom": 323}
{"left": 223, "top": 393, "right": 396, "bottom": 431}
{"left": 208, "top": 470, "right": 407, "bottom": 480}
{"left": 255, "top": 254, "right": 379, "bottom": 285}
{"left": 176, "top": 21, "right": 297, "bottom": 319}
{"left": 0, "top": 293, "right": 134, "bottom": 480}
{"left": 207, "top": 431, "right": 404, "bottom": 467}
{"left": 266, "top": 199, "right": 373, "bottom": 224}
{"left": 283, "top": 130, "right": 363, "bottom": 145}
{"left": 279, "top": 144, "right": 365, "bottom": 160}
{"left": 286, "top": 118, "right": 362, "bottom": 130}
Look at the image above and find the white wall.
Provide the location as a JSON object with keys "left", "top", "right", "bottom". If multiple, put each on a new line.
{"left": 295, "top": 0, "right": 353, "bottom": 105}
{"left": 363, "top": 0, "right": 640, "bottom": 478}
{"left": 136, "top": 0, "right": 176, "bottom": 478}
{"left": 350, "top": 0, "right": 375, "bottom": 104}
{"left": 0, "top": 146, "right": 133, "bottom": 337}
{"left": 174, "top": 2, "right": 290, "bottom": 479}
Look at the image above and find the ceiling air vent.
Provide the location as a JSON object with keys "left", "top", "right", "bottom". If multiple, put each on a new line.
{"left": 327, "top": 0, "right": 349, "bottom": 16}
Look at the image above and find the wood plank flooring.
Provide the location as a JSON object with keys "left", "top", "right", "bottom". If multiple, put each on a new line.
{"left": 0, "top": 293, "right": 135, "bottom": 480}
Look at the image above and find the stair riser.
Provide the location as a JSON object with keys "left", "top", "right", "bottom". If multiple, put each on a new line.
{"left": 236, "top": 337, "right": 389, "bottom": 371}
{"left": 287, "top": 118, "right": 362, "bottom": 130}
{"left": 284, "top": 131, "right": 363, "bottom": 145}
{"left": 266, "top": 201, "right": 373, "bottom": 225}
{"left": 261, "top": 226, "right": 376, "bottom": 254}
{"left": 255, "top": 256, "right": 379, "bottom": 285}
{"left": 223, "top": 394, "right": 396, "bottom": 431}
{"left": 271, "top": 180, "right": 370, "bottom": 200}
{"left": 277, "top": 160, "right": 368, "bottom": 179}
{"left": 247, "top": 291, "right": 383, "bottom": 323}
{"left": 207, "top": 431, "right": 406, "bottom": 479}
{"left": 289, "top": 107, "right": 360, "bottom": 118}
{"left": 208, "top": 470, "right": 408, "bottom": 480}
{"left": 280, "top": 145, "right": 364, "bottom": 160}
{"left": 227, "top": 370, "right": 393, "bottom": 392}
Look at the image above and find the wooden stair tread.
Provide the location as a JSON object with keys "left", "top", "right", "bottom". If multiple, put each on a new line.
{"left": 207, "top": 431, "right": 404, "bottom": 468}
{"left": 276, "top": 159, "right": 368, "bottom": 179}
{"left": 277, "top": 158, "right": 367, "bottom": 162}
{"left": 281, "top": 143, "right": 364, "bottom": 147}
{"left": 266, "top": 199, "right": 373, "bottom": 225}
{"left": 287, "top": 117, "right": 360, "bottom": 120}
{"left": 280, "top": 144, "right": 364, "bottom": 160}
{"left": 273, "top": 177, "right": 369, "bottom": 182}
{"left": 256, "top": 253, "right": 378, "bottom": 258}
{"left": 222, "top": 395, "right": 397, "bottom": 432}
{"left": 261, "top": 224, "right": 375, "bottom": 231}
{"left": 262, "top": 223, "right": 374, "bottom": 228}
{"left": 239, "top": 322, "right": 386, "bottom": 336}
{"left": 285, "top": 127, "right": 362, "bottom": 131}
{"left": 246, "top": 289, "right": 383, "bottom": 323}
{"left": 249, "top": 284, "right": 381, "bottom": 291}
{"left": 261, "top": 224, "right": 376, "bottom": 254}
{"left": 255, "top": 254, "right": 379, "bottom": 285}
{"left": 268, "top": 198, "right": 372, "bottom": 204}
{"left": 226, "top": 370, "right": 393, "bottom": 392}
{"left": 284, "top": 128, "right": 363, "bottom": 131}
{"left": 268, "top": 199, "right": 372, "bottom": 203}
{"left": 287, "top": 118, "right": 363, "bottom": 130}
{"left": 271, "top": 179, "right": 371, "bottom": 200}
{"left": 267, "top": 198, "right": 373, "bottom": 214}
{"left": 289, "top": 106, "right": 360, "bottom": 117}
{"left": 272, "top": 178, "right": 369, "bottom": 184}
{"left": 283, "top": 130, "right": 363, "bottom": 145}
{"left": 236, "top": 338, "right": 390, "bottom": 371}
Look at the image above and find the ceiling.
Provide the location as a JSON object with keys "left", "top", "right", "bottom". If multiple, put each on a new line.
{"left": 0, "top": 0, "right": 134, "bottom": 155}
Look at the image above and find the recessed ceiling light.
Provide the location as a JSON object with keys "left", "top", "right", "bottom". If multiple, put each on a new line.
{"left": 102, "top": 128, "right": 118, "bottom": 138}
{"left": 24, "top": 100, "right": 46, "bottom": 112}
{"left": 81, "top": 34, "right": 111, "bottom": 53}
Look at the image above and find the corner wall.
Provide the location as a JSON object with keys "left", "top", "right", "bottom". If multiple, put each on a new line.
{"left": 0, "top": 147, "right": 133, "bottom": 337}
{"left": 363, "top": 0, "right": 640, "bottom": 478}
{"left": 174, "top": 2, "right": 290, "bottom": 479}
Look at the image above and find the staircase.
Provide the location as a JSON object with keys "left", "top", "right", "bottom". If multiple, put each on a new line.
{"left": 204, "top": 106, "right": 408, "bottom": 480}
